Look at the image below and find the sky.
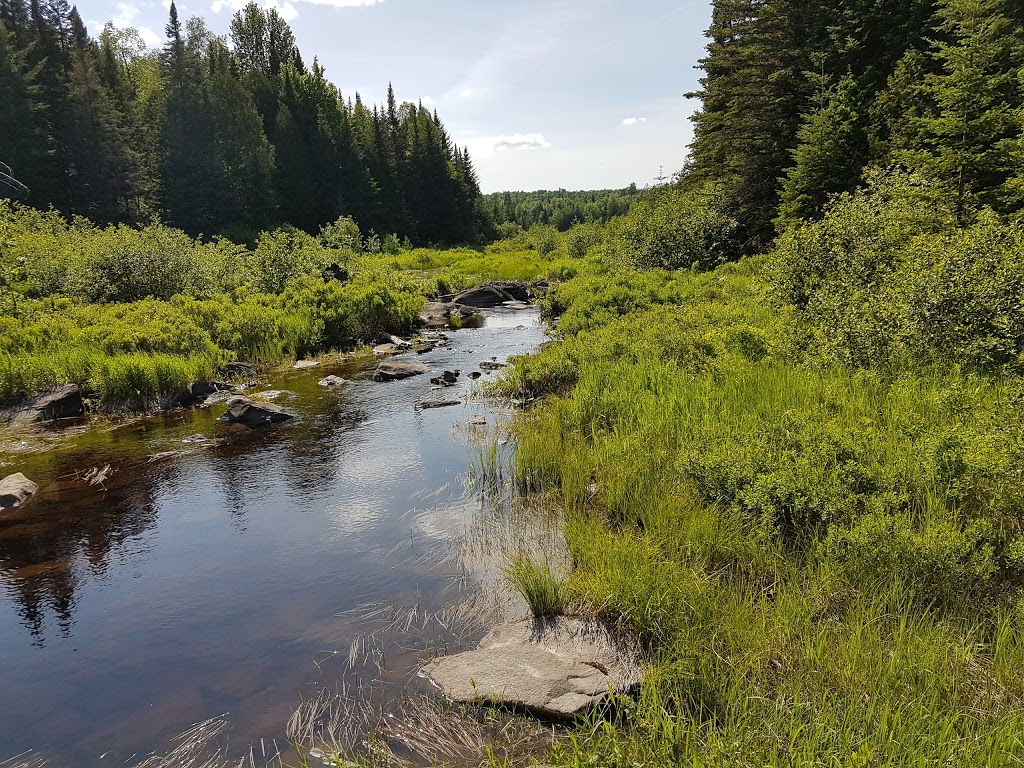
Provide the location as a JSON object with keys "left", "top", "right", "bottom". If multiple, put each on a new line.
{"left": 81, "top": 0, "right": 713, "bottom": 193}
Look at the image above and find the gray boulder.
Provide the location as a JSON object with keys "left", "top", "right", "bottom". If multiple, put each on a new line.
{"left": 422, "top": 617, "right": 640, "bottom": 719}
{"left": 479, "top": 361, "right": 506, "bottom": 371}
{"left": 453, "top": 282, "right": 530, "bottom": 308}
{"left": 218, "top": 396, "right": 294, "bottom": 425}
{"left": 13, "top": 384, "right": 85, "bottom": 424}
{"left": 373, "top": 361, "right": 429, "bottom": 382}
{"left": 0, "top": 473, "right": 38, "bottom": 511}
{"left": 418, "top": 399, "right": 461, "bottom": 409}
{"left": 293, "top": 359, "right": 319, "bottom": 369}
{"left": 318, "top": 375, "right": 346, "bottom": 387}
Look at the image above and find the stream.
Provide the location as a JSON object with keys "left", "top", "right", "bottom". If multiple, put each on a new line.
{"left": 0, "top": 308, "right": 546, "bottom": 766}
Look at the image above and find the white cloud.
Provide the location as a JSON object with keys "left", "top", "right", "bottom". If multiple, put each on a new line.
{"left": 494, "top": 133, "right": 551, "bottom": 151}
{"left": 137, "top": 26, "right": 162, "bottom": 46}
{"left": 458, "top": 88, "right": 473, "bottom": 98}
{"left": 262, "top": 0, "right": 298, "bottom": 20}
{"left": 465, "top": 133, "right": 552, "bottom": 160}
{"left": 622, "top": 117, "right": 648, "bottom": 126}
{"left": 111, "top": 2, "right": 139, "bottom": 27}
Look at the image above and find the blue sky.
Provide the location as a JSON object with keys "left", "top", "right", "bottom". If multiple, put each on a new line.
{"left": 82, "top": 0, "right": 712, "bottom": 192}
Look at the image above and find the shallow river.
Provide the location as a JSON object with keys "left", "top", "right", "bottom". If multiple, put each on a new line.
{"left": 0, "top": 308, "right": 545, "bottom": 766}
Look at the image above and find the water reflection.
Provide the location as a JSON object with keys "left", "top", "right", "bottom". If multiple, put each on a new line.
{"left": 0, "top": 308, "right": 546, "bottom": 766}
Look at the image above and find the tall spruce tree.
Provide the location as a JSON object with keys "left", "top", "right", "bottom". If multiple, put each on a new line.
{"left": 898, "top": 0, "right": 1024, "bottom": 216}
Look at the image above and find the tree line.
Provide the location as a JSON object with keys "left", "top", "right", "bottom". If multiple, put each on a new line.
{"left": 0, "top": 0, "right": 490, "bottom": 244}
{"left": 483, "top": 186, "right": 641, "bottom": 232}
{"left": 683, "top": 0, "right": 1024, "bottom": 251}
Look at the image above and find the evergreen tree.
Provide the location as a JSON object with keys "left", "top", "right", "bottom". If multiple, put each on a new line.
{"left": 0, "top": 21, "right": 54, "bottom": 199}
{"left": 898, "top": 0, "right": 1024, "bottom": 215}
{"left": 776, "top": 76, "right": 870, "bottom": 228}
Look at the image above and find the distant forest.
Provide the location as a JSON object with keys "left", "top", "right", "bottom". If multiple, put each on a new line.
{"left": 0, "top": 1, "right": 489, "bottom": 244}
{"left": 483, "top": 187, "right": 641, "bottom": 232}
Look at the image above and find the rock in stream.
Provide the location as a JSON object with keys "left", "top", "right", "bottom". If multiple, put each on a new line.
{"left": 218, "top": 396, "right": 295, "bottom": 425}
{"left": 422, "top": 617, "right": 640, "bottom": 719}
{"left": 0, "top": 472, "right": 38, "bottom": 511}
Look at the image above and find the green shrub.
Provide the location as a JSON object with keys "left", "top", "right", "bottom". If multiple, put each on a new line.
{"left": 609, "top": 185, "right": 738, "bottom": 270}
{"left": 773, "top": 171, "right": 1024, "bottom": 373}
{"left": 825, "top": 510, "right": 998, "bottom": 603}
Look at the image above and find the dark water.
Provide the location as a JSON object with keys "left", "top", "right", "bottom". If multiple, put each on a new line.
{"left": 0, "top": 309, "right": 544, "bottom": 766}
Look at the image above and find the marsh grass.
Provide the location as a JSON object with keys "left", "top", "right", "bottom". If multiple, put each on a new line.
{"left": 504, "top": 554, "right": 569, "bottom": 618}
{"left": 495, "top": 251, "right": 1024, "bottom": 765}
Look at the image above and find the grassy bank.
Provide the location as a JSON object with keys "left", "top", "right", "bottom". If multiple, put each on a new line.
{"left": 0, "top": 203, "right": 575, "bottom": 410}
{"left": 496, "top": 176, "right": 1024, "bottom": 766}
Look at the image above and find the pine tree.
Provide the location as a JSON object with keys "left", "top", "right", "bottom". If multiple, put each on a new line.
{"left": 776, "top": 76, "right": 870, "bottom": 228}
{"left": 0, "top": 21, "right": 54, "bottom": 199}
{"left": 899, "top": 0, "right": 1024, "bottom": 215}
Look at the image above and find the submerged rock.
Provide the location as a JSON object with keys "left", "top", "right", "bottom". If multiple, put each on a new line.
{"left": 423, "top": 617, "right": 640, "bottom": 719}
{"left": 479, "top": 361, "right": 506, "bottom": 371}
{"left": 418, "top": 399, "right": 461, "bottom": 409}
{"left": 218, "top": 396, "right": 295, "bottom": 425}
{"left": 0, "top": 473, "right": 38, "bottom": 511}
{"left": 318, "top": 375, "right": 346, "bottom": 387}
{"left": 373, "top": 361, "right": 430, "bottom": 382}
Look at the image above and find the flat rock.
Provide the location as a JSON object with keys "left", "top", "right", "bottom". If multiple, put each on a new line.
{"left": 0, "top": 473, "right": 37, "bottom": 511}
{"left": 293, "top": 360, "right": 319, "bottom": 369}
{"left": 453, "top": 282, "right": 530, "bottom": 308}
{"left": 480, "top": 361, "right": 507, "bottom": 371}
{"left": 418, "top": 399, "right": 461, "bottom": 409}
{"left": 373, "top": 361, "right": 429, "bottom": 382}
{"left": 422, "top": 617, "right": 640, "bottom": 719}
{"left": 218, "top": 396, "right": 295, "bottom": 425}
{"left": 318, "top": 375, "right": 346, "bottom": 387}
{"left": 12, "top": 384, "right": 85, "bottom": 424}
{"left": 373, "top": 343, "right": 398, "bottom": 356}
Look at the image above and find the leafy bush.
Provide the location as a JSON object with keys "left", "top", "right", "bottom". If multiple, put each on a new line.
{"left": 825, "top": 511, "right": 998, "bottom": 604}
{"left": 609, "top": 185, "right": 738, "bottom": 270}
{"left": 773, "top": 171, "right": 1024, "bottom": 373}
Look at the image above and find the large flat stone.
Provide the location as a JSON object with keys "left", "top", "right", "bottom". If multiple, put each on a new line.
{"left": 422, "top": 617, "right": 639, "bottom": 718}
{"left": 373, "top": 361, "right": 430, "bottom": 382}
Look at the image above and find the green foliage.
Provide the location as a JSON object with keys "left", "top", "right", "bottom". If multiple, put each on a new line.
{"left": 504, "top": 555, "right": 569, "bottom": 618}
{"left": 0, "top": 1, "right": 490, "bottom": 245}
{"left": 0, "top": 203, "right": 425, "bottom": 406}
{"left": 483, "top": 186, "right": 639, "bottom": 231}
{"left": 776, "top": 76, "right": 869, "bottom": 230}
{"left": 773, "top": 172, "right": 1024, "bottom": 372}
{"left": 826, "top": 510, "right": 998, "bottom": 602}
{"left": 609, "top": 185, "right": 738, "bottom": 270}
{"left": 505, "top": 239, "right": 1024, "bottom": 764}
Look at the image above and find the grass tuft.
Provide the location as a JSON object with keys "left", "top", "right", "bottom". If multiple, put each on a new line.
{"left": 504, "top": 554, "right": 569, "bottom": 618}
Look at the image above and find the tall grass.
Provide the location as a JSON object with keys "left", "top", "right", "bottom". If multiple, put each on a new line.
{"left": 499, "top": 255, "right": 1024, "bottom": 766}
{"left": 504, "top": 554, "right": 569, "bottom": 618}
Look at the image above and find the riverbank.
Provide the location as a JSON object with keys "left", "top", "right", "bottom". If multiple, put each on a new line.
{"left": 493, "top": 259, "right": 1024, "bottom": 762}
{"left": 0, "top": 201, "right": 579, "bottom": 416}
